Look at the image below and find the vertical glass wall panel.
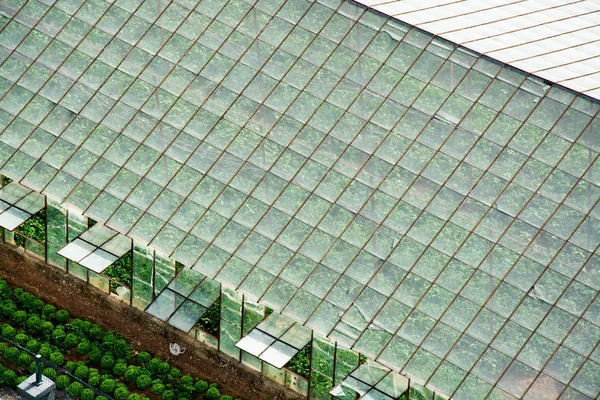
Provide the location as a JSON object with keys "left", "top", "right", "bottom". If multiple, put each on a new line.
{"left": 196, "top": 329, "right": 219, "bottom": 349}
{"left": 47, "top": 200, "right": 67, "bottom": 270}
{"left": 334, "top": 346, "right": 359, "bottom": 400}
{"left": 264, "top": 362, "right": 286, "bottom": 385}
{"left": 310, "top": 336, "right": 335, "bottom": 400}
{"left": 26, "top": 238, "right": 44, "bottom": 259}
{"left": 3, "top": 230, "right": 15, "bottom": 246}
{"left": 241, "top": 300, "right": 265, "bottom": 372}
{"left": 287, "top": 371, "right": 310, "bottom": 397}
{"left": 132, "top": 243, "right": 154, "bottom": 310}
{"left": 67, "top": 211, "right": 88, "bottom": 281}
{"left": 47, "top": 242, "right": 66, "bottom": 271}
{"left": 220, "top": 288, "right": 243, "bottom": 360}
{"left": 69, "top": 262, "right": 89, "bottom": 282}
{"left": 241, "top": 351, "right": 262, "bottom": 372}
{"left": 154, "top": 251, "right": 175, "bottom": 295}
{"left": 68, "top": 211, "right": 87, "bottom": 241}
{"left": 88, "top": 270, "right": 110, "bottom": 293}
{"left": 47, "top": 200, "right": 67, "bottom": 245}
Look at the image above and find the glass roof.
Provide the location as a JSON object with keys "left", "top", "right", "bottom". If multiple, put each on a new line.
{"left": 330, "top": 360, "right": 408, "bottom": 399}
{"left": 146, "top": 267, "right": 220, "bottom": 332}
{"left": 356, "top": 0, "right": 600, "bottom": 100}
{"left": 1, "top": 0, "right": 600, "bottom": 398}
{"left": 57, "top": 222, "right": 131, "bottom": 273}
{"left": 0, "top": 181, "right": 44, "bottom": 230}
{"left": 236, "top": 311, "right": 311, "bottom": 368}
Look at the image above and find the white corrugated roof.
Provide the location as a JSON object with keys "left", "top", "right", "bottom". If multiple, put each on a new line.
{"left": 355, "top": 0, "right": 600, "bottom": 99}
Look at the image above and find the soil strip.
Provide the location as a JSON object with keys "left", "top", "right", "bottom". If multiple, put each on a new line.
{"left": 0, "top": 244, "right": 305, "bottom": 400}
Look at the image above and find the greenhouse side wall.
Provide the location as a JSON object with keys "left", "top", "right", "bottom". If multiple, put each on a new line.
{"left": 0, "top": 183, "right": 437, "bottom": 399}
{"left": 2, "top": 198, "right": 326, "bottom": 398}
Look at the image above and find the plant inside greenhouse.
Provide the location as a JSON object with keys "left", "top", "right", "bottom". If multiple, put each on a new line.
{"left": 0, "top": 0, "right": 599, "bottom": 399}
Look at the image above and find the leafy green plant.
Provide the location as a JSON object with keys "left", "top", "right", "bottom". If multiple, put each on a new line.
{"left": 194, "top": 380, "right": 208, "bottom": 393}
{"left": 64, "top": 333, "right": 80, "bottom": 348}
{"left": 81, "top": 388, "right": 95, "bottom": 400}
{"left": 40, "top": 321, "right": 54, "bottom": 337}
{"left": 65, "top": 361, "right": 77, "bottom": 374}
{"left": 169, "top": 367, "right": 181, "bottom": 380}
{"left": 1, "top": 324, "right": 16, "bottom": 339}
{"left": 49, "top": 351, "right": 64, "bottom": 366}
{"left": 162, "top": 390, "right": 176, "bottom": 400}
{"left": 68, "top": 382, "right": 84, "bottom": 397}
{"left": 55, "top": 309, "right": 70, "bottom": 324}
{"left": 113, "top": 362, "right": 126, "bottom": 377}
{"left": 206, "top": 387, "right": 220, "bottom": 400}
{"left": 100, "top": 378, "right": 116, "bottom": 394}
{"left": 25, "top": 315, "right": 41, "bottom": 334}
{"left": 25, "top": 339, "right": 40, "bottom": 353}
{"left": 148, "top": 357, "right": 161, "bottom": 374}
{"left": 41, "top": 304, "right": 55, "bottom": 320}
{"left": 2, "top": 302, "right": 16, "bottom": 318}
{"left": 136, "top": 351, "right": 151, "bottom": 365}
{"left": 78, "top": 340, "right": 91, "bottom": 355}
{"left": 4, "top": 347, "right": 20, "bottom": 363}
{"left": 14, "top": 333, "right": 28, "bottom": 346}
{"left": 88, "top": 375, "right": 100, "bottom": 387}
{"left": 55, "top": 375, "right": 71, "bottom": 390}
{"left": 151, "top": 383, "right": 165, "bottom": 394}
{"left": 39, "top": 345, "right": 51, "bottom": 359}
{"left": 0, "top": 280, "right": 10, "bottom": 299}
{"left": 181, "top": 375, "right": 193, "bottom": 386}
{"left": 2, "top": 369, "right": 17, "bottom": 387}
{"left": 114, "top": 386, "right": 129, "bottom": 400}
{"left": 101, "top": 353, "right": 115, "bottom": 370}
{"left": 42, "top": 368, "right": 56, "bottom": 380}
{"left": 18, "top": 292, "right": 43, "bottom": 313}
{"left": 75, "top": 365, "right": 90, "bottom": 380}
{"left": 11, "top": 310, "right": 27, "bottom": 326}
{"left": 52, "top": 328, "right": 66, "bottom": 345}
{"left": 89, "top": 324, "right": 103, "bottom": 341}
{"left": 89, "top": 345, "right": 103, "bottom": 364}
{"left": 136, "top": 374, "right": 152, "bottom": 390}
{"left": 124, "top": 365, "right": 140, "bottom": 383}
{"left": 17, "top": 351, "right": 31, "bottom": 367}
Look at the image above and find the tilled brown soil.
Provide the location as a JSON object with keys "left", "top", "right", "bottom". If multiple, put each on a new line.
{"left": 0, "top": 244, "right": 304, "bottom": 400}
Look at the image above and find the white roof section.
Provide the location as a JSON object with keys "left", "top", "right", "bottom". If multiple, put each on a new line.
{"left": 356, "top": 0, "right": 600, "bottom": 100}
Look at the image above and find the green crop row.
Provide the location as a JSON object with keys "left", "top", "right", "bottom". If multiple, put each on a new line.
{"left": 0, "top": 276, "right": 240, "bottom": 400}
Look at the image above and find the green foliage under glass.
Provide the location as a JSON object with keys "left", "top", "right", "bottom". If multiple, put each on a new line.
{"left": 284, "top": 344, "right": 310, "bottom": 379}
{"left": 15, "top": 210, "right": 46, "bottom": 246}
{"left": 196, "top": 299, "right": 220, "bottom": 336}
{"left": 103, "top": 255, "right": 132, "bottom": 293}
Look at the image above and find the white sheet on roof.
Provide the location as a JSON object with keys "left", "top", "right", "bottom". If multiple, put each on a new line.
{"left": 356, "top": 0, "right": 600, "bottom": 98}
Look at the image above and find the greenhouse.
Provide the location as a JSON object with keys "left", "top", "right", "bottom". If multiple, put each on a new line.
{"left": 0, "top": 0, "right": 599, "bottom": 398}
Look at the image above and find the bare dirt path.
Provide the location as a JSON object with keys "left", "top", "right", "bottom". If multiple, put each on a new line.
{"left": 0, "top": 244, "right": 304, "bottom": 400}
